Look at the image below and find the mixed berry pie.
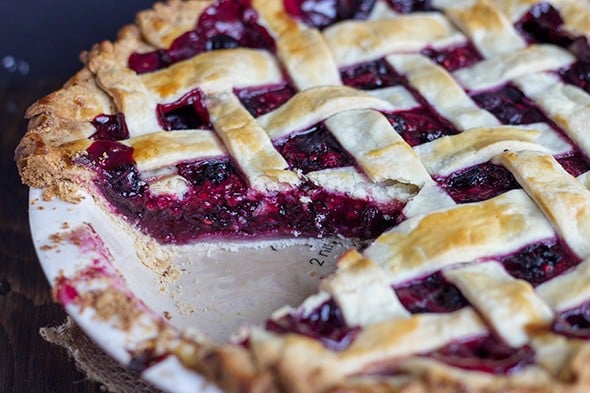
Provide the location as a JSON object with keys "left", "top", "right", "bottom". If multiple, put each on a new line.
{"left": 15, "top": 0, "right": 590, "bottom": 391}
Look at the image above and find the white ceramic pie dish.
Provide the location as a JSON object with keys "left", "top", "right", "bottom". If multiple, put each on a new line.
{"left": 28, "top": 187, "right": 349, "bottom": 392}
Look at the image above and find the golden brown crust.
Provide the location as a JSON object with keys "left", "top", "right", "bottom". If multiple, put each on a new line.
{"left": 245, "top": 334, "right": 590, "bottom": 393}
{"left": 136, "top": 0, "right": 214, "bottom": 48}
{"left": 16, "top": 130, "right": 87, "bottom": 202}
{"left": 15, "top": 30, "right": 137, "bottom": 201}
{"left": 200, "top": 345, "right": 279, "bottom": 393}
{"left": 443, "top": 0, "right": 526, "bottom": 58}
{"left": 497, "top": 151, "right": 590, "bottom": 257}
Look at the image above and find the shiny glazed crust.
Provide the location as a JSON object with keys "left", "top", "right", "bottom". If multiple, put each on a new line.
{"left": 14, "top": 0, "right": 590, "bottom": 392}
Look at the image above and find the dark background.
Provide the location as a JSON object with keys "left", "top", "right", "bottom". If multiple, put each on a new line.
{"left": 0, "top": 1, "right": 154, "bottom": 85}
{"left": 1, "top": 2, "right": 155, "bottom": 392}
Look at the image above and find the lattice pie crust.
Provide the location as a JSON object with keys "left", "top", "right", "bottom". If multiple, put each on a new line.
{"left": 15, "top": 0, "right": 590, "bottom": 392}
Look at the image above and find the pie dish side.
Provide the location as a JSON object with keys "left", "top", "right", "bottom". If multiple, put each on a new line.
{"left": 15, "top": 0, "right": 590, "bottom": 392}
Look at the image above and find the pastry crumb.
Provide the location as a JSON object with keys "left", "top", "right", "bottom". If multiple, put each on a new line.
{"left": 50, "top": 232, "right": 64, "bottom": 244}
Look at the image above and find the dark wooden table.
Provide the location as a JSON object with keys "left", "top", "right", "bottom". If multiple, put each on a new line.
{"left": 1, "top": 79, "right": 102, "bottom": 392}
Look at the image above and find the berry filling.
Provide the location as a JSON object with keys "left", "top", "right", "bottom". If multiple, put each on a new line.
{"left": 79, "top": 143, "right": 403, "bottom": 243}
{"left": 284, "top": 0, "right": 435, "bottom": 29}
{"left": 385, "top": 0, "right": 433, "bottom": 14}
{"left": 265, "top": 299, "right": 360, "bottom": 351}
{"left": 274, "top": 123, "right": 355, "bottom": 174}
{"left": 556, "top": 151, "right": 590, "bottom": 177}
{"left": 499, "top": 239, "right": 581, "bottom": 287}
{"left": 559, "top": 61, "right": 590, "bottom": 94}
{"left": 437, "top": 163, "right": 520, "bottom": 204}
{"left": 234, "top": 83, "right": 296, "bottom": 117}
{"left": 421, "top": 42, "right": 482, "bottom": 72}
{"left": 553, "top": 301, "right": 590, "bottom": 339}
{"left": 471, "top": 84, "right": 548, "bottom": 125}
{"left": 340, "top": 58, "right": 404, "bottom": 90}
{"left": 157, "top": 88, "right": 211, "bottom": 130}
{"left": 385, "top": 108, "right": 459, "bottom": 146}
{"left": 426, "top": 335, "right": 535, "bottom": 374}
{"left": 283, "top": 0, "right": 377, "bottom": 30}
{"left": 128, "top": 0, "right": 275, "bottom": 74}
{"left": 394, "top": 272, "right": 469, "bottom": 314}
{"left": 516, "top": 3, "right": 590, "bottom": 91}
{"left": 82, "top": 141, "right": 146, "bottom": 219}
{"left": 515, "top": 3, "right": 572, "bottom": 48}
{"left": 90, "top": 113, "right": 130, "bottom": 141}
{"left": 569, "top": 36, "right": 590, "bottom": 63}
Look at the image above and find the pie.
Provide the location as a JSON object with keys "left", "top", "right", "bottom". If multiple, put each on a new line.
{"left": 15, "top": 0, "right": 590, "bottom": 392}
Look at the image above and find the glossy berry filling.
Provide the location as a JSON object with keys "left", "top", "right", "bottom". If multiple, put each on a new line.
{"left": 128, "top": 0, "right": 275, "bottom": 74}
{"left": 284, "top": 0, "right": 434, "bottom": 29}
{"left": 340, "top": 58, "right": 404, "bottom": 90}
{"left": 265, "top": 299, "right": 360, "bottom": 351}
{"left": 385, "top": 0, "right": 433, "bottom": 14}
{"left": 79, "top": 143, "right": 403, "bottom": 243}
{"left": 560, "top": 61, "right": 590, "bottom": 94}
{"left": 157, "top": 88, "right": 211, "bottom": 130}
{"left": 553, "top": 301, "right": 590, "bottom": 339}
{"left": 499, "top": 239, "right": 581, "bottom": 287}
{"left": 90, "top": 113, "right": 130, "bottom": 141}
{"left": 394, "top": 272, "right": 469, "bottom": 314}
{"left": 556, "top": 151, "right": 590, "bottom": 177}
{"left": 516, "top": 3, "right": 590, "bottom": 91}
{"left": 437, "top": 163, "right": 520, "bottom": 204}
{"left": 471, "top": 84, "right": 548, "bottom": 125}
{"left": 284, "top": 0, "right": 377, "bottom": 29}
{"left": 421, "top": 42, "right": 482, "bottom": 72}
{"left": 515, "top": 3, "right": 572, "bottom": 47}
{"left": 234, "top": 83, "right": 296, "bottom": 117}
{"left": 385, "top": 108, "right": 459, "bottom": 146}
{"left": 275, "top": 123, "right": 355, "bottom": 174}
{"left": 426, "top": 335, "right": 535, "bottom": 374}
